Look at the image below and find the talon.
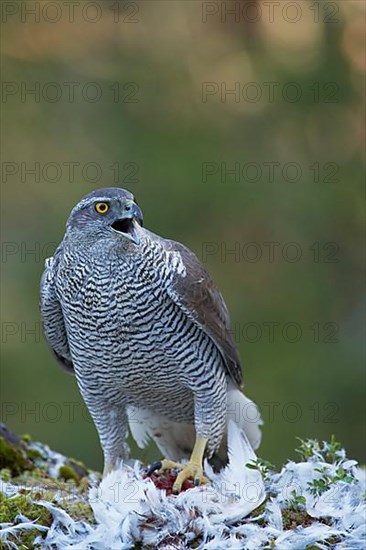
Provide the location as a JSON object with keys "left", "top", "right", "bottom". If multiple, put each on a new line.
{"left": 172, "top": 461, "right": 208, "bottom": 493}
{"left": 147, "top": 437, "right": 209, "bottom": 493}
{"left": 146, "top": 461, "right": 162, "bottom": 476}
{"left": 147, "top": 458, "right": 182, "bottom": 477}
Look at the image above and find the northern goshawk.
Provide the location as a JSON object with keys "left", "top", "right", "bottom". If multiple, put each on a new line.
{"left": 40, "top": 188, "right": 262, "bottom": 492}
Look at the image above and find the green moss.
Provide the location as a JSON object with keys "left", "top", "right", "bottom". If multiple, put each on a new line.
{"left": 59, "top": 465, "right": 80, "bottom": 483}
{"left": 0, "top": 429, "right": 356, "bottom": 548}
{"left": 0, "top": 492, "right": 52, "bottom": 547}
{"left": 0, "top": 468, "right": 11, "bottom": 482}
{"left": 0, "top": 492, "right": 51, "bottom": 523}
{"left": 282, "top": 508, "right": 333, "bottom": 531}
{"left": 248, "top": 501, "right": 267, "bottom": 526}
{"left": 0, "top": 436, "right": 32, "bottom": 476}
{"left": 305, "top": 540, "right": 343, "bottom": 550}
{"left": 68, "top": 457, "right": 87, "bottom": 469}
{"left": 67, "top": 458, "right": 90, "bottom": 479}
{"left": 282, "top": 508, "right": 315, "bottom": 530}
{"left": 0, "top": 426, "right": 98, "bottom": 546}
{"left": 27, "top": 448, "right": 43, "bottom": 461}
{"left": 60, "top": 499, "right": 95, "bottom": 524}
{"left": 322, "top": 535, "right": 343, "bottom": 546}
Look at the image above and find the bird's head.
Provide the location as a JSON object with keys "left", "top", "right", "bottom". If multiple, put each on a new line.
{"left": 66, "top": 187, "right": 143, "bottom": 246}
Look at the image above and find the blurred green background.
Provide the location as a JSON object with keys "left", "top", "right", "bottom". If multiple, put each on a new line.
{"left": 1, "top": 0, "right": 365, "bottom": 470}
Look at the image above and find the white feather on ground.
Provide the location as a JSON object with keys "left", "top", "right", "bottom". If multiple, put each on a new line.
{"left": 0, "top": 424, "right": 365, "bottom": 549}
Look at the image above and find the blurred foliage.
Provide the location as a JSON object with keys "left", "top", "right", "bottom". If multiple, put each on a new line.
{"left": 1, "top": 0, "right": 365, "bottom": 470}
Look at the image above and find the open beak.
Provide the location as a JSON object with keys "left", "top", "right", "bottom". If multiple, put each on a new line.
{"left": 110, "top": 202, "right": 143, "bottom": 245}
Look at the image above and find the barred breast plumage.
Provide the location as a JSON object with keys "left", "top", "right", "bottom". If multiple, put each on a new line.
{"left": 40, "top": 188, "right": 262, "bottom": 485}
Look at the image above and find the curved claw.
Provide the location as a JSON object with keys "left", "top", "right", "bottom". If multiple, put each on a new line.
{"left": 146, "top": 459, "right": 182, "bottom": 477}
{"left": 147, "top": 438, "right": 208, "bottom": 494}
{"left": 172, "top": 461, "right": 208, "bottom": 494}
{"left": 146, "top": 461, "right": 162, "bottom": 476}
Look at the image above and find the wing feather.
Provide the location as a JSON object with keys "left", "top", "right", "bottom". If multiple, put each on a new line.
{"left": 157, "top": 234, "right": 243, "bottom": 387}
{"left": 40, "top": 253, "right": 74, "bottom": 373}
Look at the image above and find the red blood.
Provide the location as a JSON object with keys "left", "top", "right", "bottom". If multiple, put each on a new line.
{"left": 143, "top": 469, "right": 195, "bottom": 495}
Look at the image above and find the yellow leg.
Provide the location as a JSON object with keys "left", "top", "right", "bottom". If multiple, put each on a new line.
{"left": 147, "top": 437, "right": 209, "bottom": 493}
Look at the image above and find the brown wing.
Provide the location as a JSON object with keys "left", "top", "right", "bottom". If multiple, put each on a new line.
{"left": 158, "top": 234, "right": 243, "bottom": 387}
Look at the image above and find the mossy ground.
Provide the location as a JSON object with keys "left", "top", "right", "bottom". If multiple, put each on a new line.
{"left": 0, "top": 426, "right": 96, "bottom": 548}
{"left": 1, "top": 426, "right": 362, "bottom": 549}
{"left": 0, "top": 492, "right": 52, "bottom": 549}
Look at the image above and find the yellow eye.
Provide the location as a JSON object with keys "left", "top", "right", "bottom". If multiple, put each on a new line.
{"left": 95, "top": 202, "right": 109, "bottom": 214}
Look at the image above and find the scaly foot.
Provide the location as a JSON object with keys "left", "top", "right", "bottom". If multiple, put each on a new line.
{"left": 147, "top": 458, "right": 182, "bottom": 475}
{"left": 147, "top": 458, "right": 208, "bottom": 494}
{"left": 147, "top": 437, "right": 209, "bottom": 494}
{"left": 172, "top": 460, "right": 208, "bottom": 493}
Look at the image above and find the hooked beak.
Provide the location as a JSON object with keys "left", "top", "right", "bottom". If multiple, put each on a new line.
{"left": 110, "top": 201, "right": 143, "bottom": 246}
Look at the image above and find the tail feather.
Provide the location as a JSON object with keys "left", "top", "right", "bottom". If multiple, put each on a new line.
{"left": 227, "top": 388, "right": 263, "bottom": 450}
{"left": 211, "top": 388, "right": 263, "bottom": 470}
{"left": 127, "top": 405, "right": 195, "bottom": 461}
{"left": 127, "top": 388, "right": 263, "bottom": 467}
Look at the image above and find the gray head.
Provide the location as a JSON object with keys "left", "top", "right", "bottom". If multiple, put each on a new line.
{"left": 66, "top": 187, "right": 143, "bottom": 245}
